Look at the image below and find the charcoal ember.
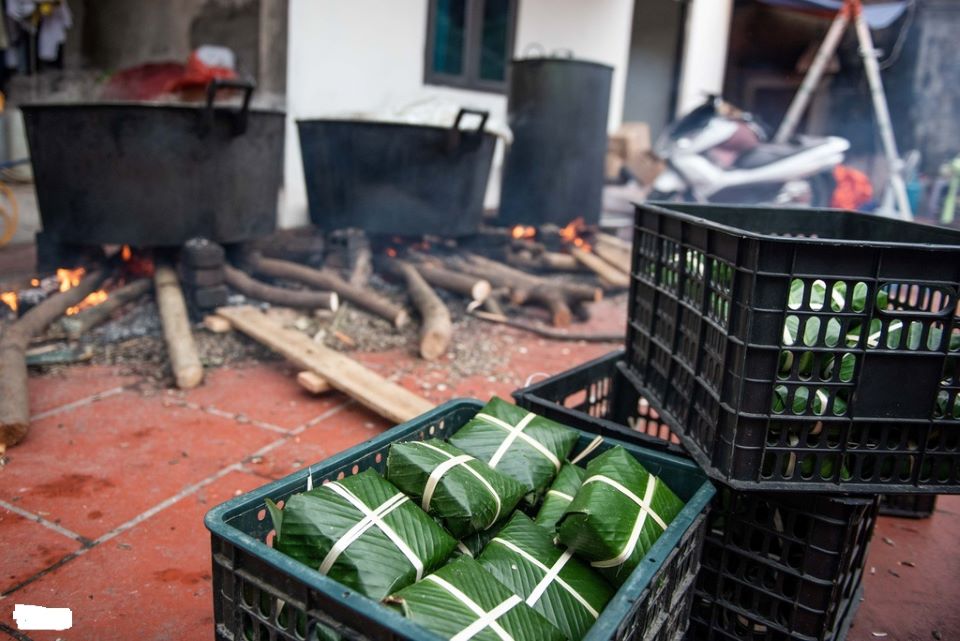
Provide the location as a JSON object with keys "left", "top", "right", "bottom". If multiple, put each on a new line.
{"left": 182, "top": 237, "right": 226, "bottom": 269}
{"left": 193, "top": 284, "right": 229, "bottom": 309}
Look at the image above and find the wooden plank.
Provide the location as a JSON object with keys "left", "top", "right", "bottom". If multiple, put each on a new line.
{"left": 217, "top": 305, "right": 433, "bottom": 424}
{"left": 297, "top": 371, "right": 332, "bottom": 394}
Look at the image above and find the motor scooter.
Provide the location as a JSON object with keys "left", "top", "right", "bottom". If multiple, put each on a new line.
{"left": 649, "top": 97, "right": 850, "bottom": 206}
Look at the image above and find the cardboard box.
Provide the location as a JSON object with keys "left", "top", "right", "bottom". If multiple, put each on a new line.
{"left": 608, "top": 123, "right": 662, "bottom": 185}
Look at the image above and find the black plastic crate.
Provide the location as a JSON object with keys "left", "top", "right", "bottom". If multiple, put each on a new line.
{"left": 205, "top": 399, "right": 715, "bottom": 641}
{"left": 877, "top": 493, "right": 937, "bottom": 518}
{"left": 514, "top": 353, "right": 877, "bottom": 641}
{"left": 513, "top": 349, "right": 682, "bottom": 453}
{"left": 690, "top": 491, "right": 875, "bottom": 641}
{"left": 624, "top": 202, "right": 960, "bottom": 493}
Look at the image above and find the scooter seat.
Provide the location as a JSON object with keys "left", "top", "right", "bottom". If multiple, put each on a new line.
{"left": 734, "top": 144, "right": 808, "bottom": 169}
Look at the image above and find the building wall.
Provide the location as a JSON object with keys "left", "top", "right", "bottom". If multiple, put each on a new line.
{"left": 282, "top": 0, "right": 635, "bottom": 227}
{"left": 676, "top": 0, "right": 733, "bottom": 115}
{"left": 622, "top": 0, "right": 684, "bottom": 137}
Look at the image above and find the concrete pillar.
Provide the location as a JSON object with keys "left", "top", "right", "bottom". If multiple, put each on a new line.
{"left": 676, "top": 0, "right": 734, "bottom": 116}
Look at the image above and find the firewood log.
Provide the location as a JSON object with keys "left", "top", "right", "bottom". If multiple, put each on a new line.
{"left": 155, "top": 264, "right": 204, "bottom": 390}
{"left": 246, "top": 253, "right": 409, "bottom": 329}
{"left": 59, "top": 278, "right": 152, "bottom": 339}
{"left": 393, "top": 260, "right": 452, "bottom": 361}
{"left": 1, "top": 268, "right": 107, "bottom": 450}
{"left": 224, "top": 265, "right": 338, "bottom": 311}
{"left": 570, "top": 247, "right": 631, "bottom": 288}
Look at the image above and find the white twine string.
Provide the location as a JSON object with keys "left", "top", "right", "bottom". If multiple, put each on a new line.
{"left": 570, "top": 436, "right": 604, "bottom": 465}
{"left": 320, "top": 483, "right": 424, "bottom": 580}
{"left": 491, "top": 538, "right": 598, "bottom": 618}
{"left": 584, "top": 475, "right": 666, "bottom": 569}
{"left": 425, "top": 574, "right": 519, "bottom": 641}
{"left": 414, "top": 441, "right": 502, "bottom": 527}
{"left": 546, "top": 489, "right": 574, "bottom": 502}
{"left": 478, "top": 412, "right": 561, "bottom": 472}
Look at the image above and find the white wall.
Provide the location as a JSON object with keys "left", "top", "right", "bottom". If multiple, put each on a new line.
{"left": 514, "top": 0, "right": 634, "bottom": 130}
{"left": 676, "top": 0, "right": 734, "bottom": 116}
{"left": 281, "top": 0, "right": 635, "bottom": 228}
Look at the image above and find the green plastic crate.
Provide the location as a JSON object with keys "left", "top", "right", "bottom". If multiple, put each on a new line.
{"left": 205, "top": 399, "right": 715, "bottom": 641}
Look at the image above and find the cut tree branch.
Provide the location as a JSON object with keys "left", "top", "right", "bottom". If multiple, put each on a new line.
{"left": 471, "top": 310, "right": 623, "bottom": 342}
{"left": 155, "top": 264, "right": 204, "bottom": 390}
{"left": 246, "top": 253, "right": 409, "bottom": 329}
{"left": 59, "top": 278, "right": 152, "bottom": 339}
{"left": 224, "top": 265, "right": 338, "bottom": 311}
{"left": 1, "top": 267, "right": 107, "bottom": 450}
{"left": 570, "top": 247, "right": 631, "bottom": 288}
{"left": 393, "top": 259, "right": 452, "bottom": 361}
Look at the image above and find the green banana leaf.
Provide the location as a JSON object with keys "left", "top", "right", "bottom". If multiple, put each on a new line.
{"left": 448, "top": 397, "right": 578, "bottom": 503}
{"left": 452, "top": 521, "right": 505, "bottom": 559}
{"left": 478, "top": 513, "right": 614, "bottom": 641}
{"left": 266, "top": 469, "right": 457, "bottom": 601}
{"left": 558, "top": 446, "right": 685, "bottom": 587}
{"left": 386, "top": 556, "right": 566, "bottom": 641}
{"left": 386, "top": 438, "right": 527, "bottom": 539}
{"left": 535, "top": 463, "right": 586, "bottom": 533}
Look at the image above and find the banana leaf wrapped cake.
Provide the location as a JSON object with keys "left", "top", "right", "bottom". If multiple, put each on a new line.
{"left": 386, "top": 556, "right": 566, "bottom": 641}
{"left": 478, "top": 512, "right": 614, "bottom": 641}
{"left": 448, "top": 397, "right": 578, "bottom": 502}
{"left": 266, "top": 469, "right": 457, "bottom": 600}
{"left": 558, "top": 446, "right": 685, "bottom": 586}
{"left": 535, "top": 462, "right": 586, "bottom": 532}
{"left": 386, "top": 438, "right": 527, "bottom": 538}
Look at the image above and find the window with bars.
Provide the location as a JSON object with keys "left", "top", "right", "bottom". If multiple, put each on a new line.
{"left": 425, "top": 0, "right": 518, "bottom": 93}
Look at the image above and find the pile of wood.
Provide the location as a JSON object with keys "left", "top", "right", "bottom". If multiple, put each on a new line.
{"left": 0, "top": 225, "right": 634, "bottom": 454}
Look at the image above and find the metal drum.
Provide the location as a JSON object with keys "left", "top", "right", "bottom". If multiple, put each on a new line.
{"left": 22, "top": 79, "right": 285, "bottom": 247}
{"left": 298, "top": 109, "right": 496, "bottom": 237}
{"left": 499, "top": 57, "right": 613, "bottom": 226}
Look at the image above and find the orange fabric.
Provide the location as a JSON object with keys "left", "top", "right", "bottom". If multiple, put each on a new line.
{"left": 831, "top": 165, "right": 873, "bottom": 210}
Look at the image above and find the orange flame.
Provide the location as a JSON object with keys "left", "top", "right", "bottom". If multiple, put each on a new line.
{"left": 30, "top": 278, "right": 40, "bottom": 287}
{"left": 559, "top": 217, "right": 592, "bottom": 252}
{"left": 66, "top": 289, "right": 109, "bottom": 316}
{"left": 386, "top": 248, "right": 398, "bottom": 258}
{"left": 1, "top": 291, "right": 17, "bottom": 313}
{"left": 511, "top": 225, "right": 536, "bottom": 240}
{"left": 57, "top": 267, "right": 86, "bottom": 293}
{"left": 56, "top": 267, "right": 110, "bottom": 315}
{"left": 121, "top": 245, "right": 132, "bottom": 261}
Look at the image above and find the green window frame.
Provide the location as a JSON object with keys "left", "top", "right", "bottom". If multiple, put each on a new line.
{"left": 424, "top": 0, "right": 518, "bottom": 93}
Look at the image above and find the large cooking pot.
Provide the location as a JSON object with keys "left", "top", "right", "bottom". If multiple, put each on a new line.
{"left": 298, "top": 108, "right": 496, "bottom": 237}
{"left": 22, "top": 79, "right": 285, "bottom": 247}
{"left": 499, "top": 57, "right": 613, "bottom": 227}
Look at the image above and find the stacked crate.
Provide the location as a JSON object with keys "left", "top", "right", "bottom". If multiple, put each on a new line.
{"left": 516, "top": 202, "right": 960, "bottom": 640}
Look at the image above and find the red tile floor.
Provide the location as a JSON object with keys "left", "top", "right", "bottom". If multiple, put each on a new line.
{"left": 1, "top": 312, "right": 959, "bottom": 640}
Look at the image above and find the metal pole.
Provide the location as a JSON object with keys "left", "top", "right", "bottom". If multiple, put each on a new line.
{"left": 774, "top": 9, "right": 850, "bottom": 143}
{"left": 852, "top": 4, "right": 913, "bottom": 218}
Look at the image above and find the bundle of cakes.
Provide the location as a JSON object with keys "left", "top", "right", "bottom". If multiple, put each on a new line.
{"left": 263, "top": 397, "right": 691, "bottom": 641}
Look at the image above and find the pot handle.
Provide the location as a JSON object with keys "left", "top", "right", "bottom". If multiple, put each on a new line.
{"left": 453, "top": 108, "right": 489, "bottom": 135}
{"left": 205, "top": 77, "right": 255, "bottom": 135}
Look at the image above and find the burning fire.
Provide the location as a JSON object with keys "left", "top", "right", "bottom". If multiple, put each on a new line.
{"left": 559, "top": 217, "right": 591, "bottom": 252}
{"left": 121, "top": 245, "right": 132, "bottom": 261}
{"left": 1, "top": 291, "right": 16, "bottom": 313}
{"left": 57, "top": 267, "right": 85, "bottom": 292}
{"left": 56, "top": 267, "right": 109, "bottom": 316}
{"left": 386, "top": 247, "right": 398, "bottom": 258}
{"left": 511, "top": 225, "right": 536, "bottom": 240}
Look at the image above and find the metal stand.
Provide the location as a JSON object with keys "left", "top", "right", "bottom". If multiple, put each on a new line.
{"left": 774, "top": 0, "right": 912, "bottom": 219}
